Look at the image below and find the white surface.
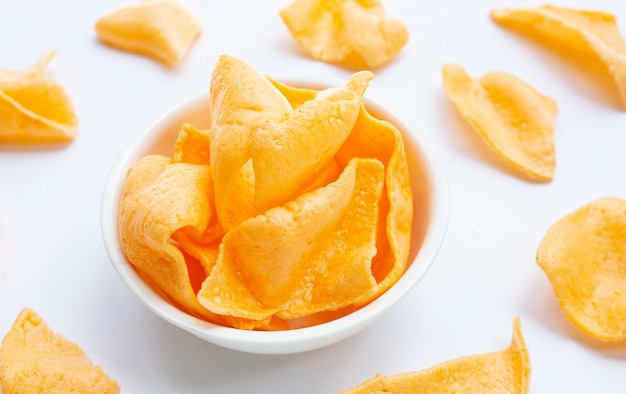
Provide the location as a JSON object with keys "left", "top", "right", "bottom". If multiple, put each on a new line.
{"left": 1, "top": 0, "right": 625, "bottom": 392}
{"left": 99, "top": 87, "right": 449, "bottom": 355}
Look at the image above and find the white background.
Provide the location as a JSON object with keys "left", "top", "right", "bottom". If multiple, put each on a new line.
{"left": 1, "top": 0, "right": 626, "bottom": 392}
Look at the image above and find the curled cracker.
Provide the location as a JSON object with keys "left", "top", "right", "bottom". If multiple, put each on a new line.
{"left": 340, "top": 317, "right": 530, "bottom": 393}
{"left": 442, "top": 63, "right": 558, "bottom": 182}
{"left": 271, "top": 78, "right": 414, "bottom": 297}
{"left": 251, "top": 71, "right": 373, "bottom": 213}
{"left": 95, "top": 0, "right": 201, "bottom": 67}
{"left": 537, "top": 197, "right": 626, "bottom": 341}
{"left": 0, "top": 308, "right": 120, "bottom": 393}
{"left": 0, "top": 51, "right": 78, "bottom": 143}
{"left": 491, "top": 5, "right": 626, "bottom": 110}
{"left": 198, "top": 158, "right": 384, "bottom": 322}
{"left": 336, "top": 105, "right": 413, "bottom": 298}
{"left": 173, "top": 123, "right": 211, "bottom": 165}
{"left": 209, "top": 54, "right": 291, "bottom": 230}
{"left": 119, "top": 154, "right": 222, "bottom": 323}
{"left": 279, "top": 0, "right": 408, "bottom": 69}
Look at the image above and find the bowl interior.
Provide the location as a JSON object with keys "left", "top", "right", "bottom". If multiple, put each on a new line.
{"left": 101, "top": 80, "right": 449, "bottom": 354}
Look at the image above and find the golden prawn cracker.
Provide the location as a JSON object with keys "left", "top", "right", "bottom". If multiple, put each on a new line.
{"left": 250, "top": 70, "right": 373, "bottom": 214}
{"left": 337, "top": 106, "right": 413, "bottom": 296}
{"left": 95, "top": 0, "right": 201, "bottom": 67}
{"left": 210, "top": 55, "right": 372, "bottom": 228}
{"left": 119, "top": 154, "right": 224, "bottom": 323}
{"left": 209, "top": 54, "right": 292, "bottom": 231}
{"left": 0, "top": 308, "right": 120, "bottom": 394}
{"left": 269, "top": 79, "right": 413, "bottom": 294}
{"left": 279, "top": 0, "right": 408, "bottom": 69}
{"left": 172, "top": 123, "right": 225, "bottom": 249}
{"left": 173, "top": 123, "right": 211, "bottom": 165}
{"left": 197, "top": 158, "right": 384, "bottom": 321}
{"left": 340, "top": 318, "right": 530, "bottom": 394}
{"left": 491, "top": 5, "right": 626, "bottom": 109}
{"left": 442, "top": 63, "right": 558, "bottom": 182}
{"left": 537, "top": 197, "right": 626, "bottom": 342}
{"left": 0, "top": 51, "right": 78, "bottom": 143}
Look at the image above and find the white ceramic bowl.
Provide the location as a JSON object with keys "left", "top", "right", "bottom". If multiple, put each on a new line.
{"left": 101, "top": 78, "right": 449, "bottom": 354}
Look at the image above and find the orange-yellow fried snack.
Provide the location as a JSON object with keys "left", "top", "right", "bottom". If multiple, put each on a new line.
{"left": 442, "top": 63, "right": 558, "bottom": 182}
{"left": 298, "top": 157, "right": 343, "bottom": 195}
{"left": 0, "top": 51, "right": 78, "bottom": 143}
{"left": 537, "top": 197, "right": 626, "bottom": 341}
{"left": 279, "top": 0, "right": 408, "bottom": 69}
{"left": 95, "top": 0, "right": 201, "bottom": 67}
{"left": 171, "top": 230, "right": 220, "bottom": 277}
{"left": 0, "top": 308, "right": 120, "bottom": 394}
{"left": 210, "top": 54, "right": 372, "bottom": 227}
{"left": 209, "top": 54, "right": 292, "bottom": 231}
{"left": 491, "top": 5, "right": 626, "bottom": 109}
{"left": 269, "top": 78, "right": 413, "bottom": 297}
{"left": 251, "top": 70, "right": 373, "bottom": 213}
{"left": 268, "top": 76, "right": 318, "bottom": 109}
{"left": 270, "top": 79, "right": 413, "bottom": 296}
{"left": 198, "top": 158, "right": 384, "bottom": 322}
{"left": 119, "top": 154, "right": 223, "bottom": 323}
{"left": 173, "top": 123, "right": 211, "bottom": 165}
{"left": 172, "top": 123, "right": 224, "bottom": 249}
{"left": 336, "top": 105, "right": 412, "bottom": 298}
{"left": 339, "top": 317, "right": 530, "bottom": 394}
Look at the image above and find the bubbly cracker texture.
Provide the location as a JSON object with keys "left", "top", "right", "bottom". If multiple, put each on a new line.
{"left": 340, "top": 318, "right": 530, "bottom": 394}
{"left": 537, "top": 197, "right": 626, "bottom": 341}
{"left": 491, "top": 5, "right": 626, "bottom": 109}
{"left": 280, "top": 0, "right": 408, "bottom": 69}
{"left": 95, "top": 0, "right": 201, "bottom": 66}
{"left": 0, "top": 51, "right": 78, "bottom": 143}
{"left": 443, "top": 63, "right": 558, "bottom": 182}
{"left": 0, "top": 308, "right": 120, "bottom": 394}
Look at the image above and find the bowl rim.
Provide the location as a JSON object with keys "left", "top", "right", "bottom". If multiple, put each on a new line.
{"left": 100, "top": 76, "right": 450, "bottom": 354}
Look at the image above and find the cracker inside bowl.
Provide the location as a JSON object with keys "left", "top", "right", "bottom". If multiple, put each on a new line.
{"left": 101, "top": 56, "right": 449, "bottom": 354}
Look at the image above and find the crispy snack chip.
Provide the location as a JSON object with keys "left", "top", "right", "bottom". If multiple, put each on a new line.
{"left": 210, "top": 54, "right": 373, "bottom": 229}
{"left": 0, "top": 308, "right": 120, "bottom": 394}
{"left": 279, "top": 0, "right": 409, "bottom": 69}
{"left": 173, "top": 123, "right": 211, "bottom": 165}
{"left": 197, "top": 158, "right": 384, "bottom": 322}
{"left": 119, "top": 154, "right": 223, "bottom": 323}
{"left": 442, "top": 63, "right": 558, "bottom": 182}
{"left": 95, "top": 0, "right": 201, "bottom": 67}
{"left": 209, "top": 54, "right": 291, "bottom": 231}
{"left": 339, "top": 317, "right": 530, "bottom": 394}
{"left": 336, "top": 106, "right": 412, "bottom": 297}
{"left": 269, "top": 78, "right": 413, "bottom": 296}
{"left": 491, "top": 5, "right": 626, "bottom": 109}
{"left": 537, "top": 197, "right": 626, "bottom": 341}
{"left": 119, "top": 56, "right": 413, "bottom": 329}
{"left": 250, "top": 70, "right": 373, "bottom": 213}
{"left": 0, "top": 51, "right": 78, "bottom": 143}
